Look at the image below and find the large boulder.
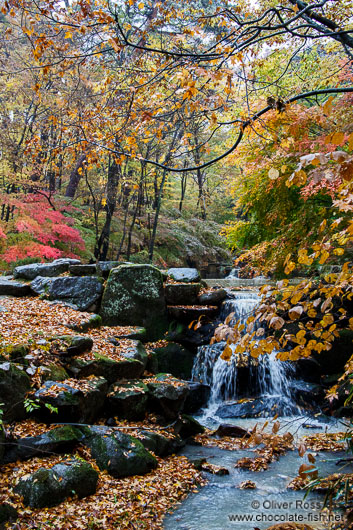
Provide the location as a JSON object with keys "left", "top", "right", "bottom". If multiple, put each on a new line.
{"left": 0, "top": 362, "right": 31, "bottom": 421}
{"left": 167, "top": 268, "right": 201, "bottom": 283}
{"left": 147, "top": 374, "right": 189, "bottom": 419}
{"left": 48, "top": 276, "right": 104, "bottom": 311}
{"left": 4, "top": 426, "right": 82, "bottom": 463}
{"left": 148, "top": 342, "right": 195, "bottom": 379}
{"left": 107, "top": 380, "right": 149, "bottom": 420}
{"left": 33, "top": 377, "right": 107, "bottom": 423}
{"left": 14, "top": 258, "right": 80, "bottom": 281}
{"left": 80, "top": 426, "right": 158, "bottom": 478}
{"left": 0, "top": 278, "right": 31, "bottom": 296}
{"left": 14, "top": 458, "right": 98, "bottom": 508}
{"left": 164, "top": 283, "right": 201, "bottom": 305}
{"left": 100, "top": 264, "right": 167, "bottom": 339}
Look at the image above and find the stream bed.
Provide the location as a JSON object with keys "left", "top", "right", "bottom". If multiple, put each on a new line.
{"left": 164, "top": 417, "right": 349, "bottom": 530}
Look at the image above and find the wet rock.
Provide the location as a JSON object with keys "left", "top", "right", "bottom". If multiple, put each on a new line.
{"left": 138, "top": 431, "right": 184, "bottom": 456}
{"left": 216, "top": 397, "right": 289, "bottom": 418}
{"left": 107, "top": 380, "right": 149, "bottom": 420}
{"left": 148, "top": 342, "right": 195, "bottom": 379}
{"left": 164, "top": 283, "right": 201, "bottom": 305}
{"left": 198, "top": 289, "right": 227, "bottom": 305}
{"left": 183, "top": 382, "right": 211, "bottom": 413}
{"left": 167, "top": 268, "right": 201, "bottom": 283}
{"left": 100, "top": 264, "right": 167, "bottom": 339}
{"left": 0, "top": 362, "right": 31, "bottom": 421}
{"left": 289, "top": 380, "right": 324, "bottom": 409}
{"left": 14, "top": 458, "right": 98, "bottom": 508}
{"left": 14, "top": 258, "right": 80, "bottom": 281}
{"left": 33, "top": 377, "right": 107, "bottom": 423}
{"left": 199, "top": 461, "right": 229, "bottom": 475}
{"left": 0, "top": 278, "right": 31, "bottom": 296}
{"left": 147, "top": 374, "right": 189, "bottom": 419}
{"left": 4, "top": 426, "right": 82, "bottom": 463}
{"left": 80, "top": 426, "right": 158, "bottom": 478}
{"left": 0, "top": 503, "right": 18, "bottom": 529}
{"left": 214, "top": 424, "right": 250, "bottom": 438}
{"left": 48, "top": 276, "right": 104, "bottom": 311}
{"left": 173, "top": 414, "right": 205, "bottom": 439}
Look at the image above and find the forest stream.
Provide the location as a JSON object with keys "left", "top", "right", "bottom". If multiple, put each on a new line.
{"left": 164, "top": 288, "right": 350, "bottom": 530}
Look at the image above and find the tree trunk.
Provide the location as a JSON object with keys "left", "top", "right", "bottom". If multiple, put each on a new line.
{"left": 94, "top": 160, "right": 120, "bottom": 261}
{"left": 65, "top": 154, "right": 87, "bottom": 198}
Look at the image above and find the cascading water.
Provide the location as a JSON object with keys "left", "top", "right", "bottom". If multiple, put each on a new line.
{"left": 192, "top": 290, "right": 300, "bottom": 419}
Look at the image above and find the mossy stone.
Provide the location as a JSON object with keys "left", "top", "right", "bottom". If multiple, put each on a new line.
{"left": 80, "top": 426, "right": 158, "bottom": 478}
{"left": 14, "top": 458, "right": 98, "bottom": 508}
{"left": 100, "top": 264, "right": 167, "bottom": 340}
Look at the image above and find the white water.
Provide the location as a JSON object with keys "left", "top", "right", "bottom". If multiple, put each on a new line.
{"left": 192, "top": 290, "right": 299, "bottom": 420}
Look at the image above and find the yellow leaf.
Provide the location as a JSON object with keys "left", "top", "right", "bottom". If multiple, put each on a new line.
{"left": 330, "top": 131, "right": 345, "bottom": 146}
{"left": 268, "top": 168, "right": 279, "bottom": 180}
{"left": 138, "top": 2, "right": 144, "bottom": 8}
{"left": 349, "top": 132, "right": 353, "bottom": 152}
{"left": 65, "top": 31, "right": 73, "bottom": 39}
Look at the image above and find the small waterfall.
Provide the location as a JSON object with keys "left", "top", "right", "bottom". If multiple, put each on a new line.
{"left": 226, "top": 267, "right": 240, "bottom": 278}
{"left": 192, "top": 290, "right": 300, "bottom": 418}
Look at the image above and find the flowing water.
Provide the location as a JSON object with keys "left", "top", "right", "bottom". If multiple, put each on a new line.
{"left": 163, "top": 289, "right": 350, "bottom": 530}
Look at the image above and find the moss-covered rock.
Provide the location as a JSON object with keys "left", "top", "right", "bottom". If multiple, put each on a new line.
{"left": 66, "top": 313, "right": 102, "bottom": 333}
{"left": 173, "top": 414, "right": 205, "bottom": 439}
{"left": 4, "top": 426, "right": 83, "bottom": 463}
{"left": 1, "top": 344, "right": 30, "bottom": 365}
{"left": 148, "top": 342, "right": 195, "bottom": 379}
{"left": 14, "top": 458, "right": 98, "bottom": 508}
{"left": 138, "top": 430, "right": 184, "bottom": 456}
{"left": 0, "top": 362, "right": 31, "bottom": 421}
{"left": 80, "top": 426, "right": 158, "bottom": 478}
{"left": 40, "top": 363, "right": 69, "bottom": 383}
{"left": 100, "top": 264, "right": 167, "bottom": 339}
{"left": 67, "top": 343, "right": 146, "bottom": 384}
{"left": 107, "top": 380, "right": 149, "bottom": 420}
{"left": 33, "top": 377, "right": 107, "bottom": 423}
